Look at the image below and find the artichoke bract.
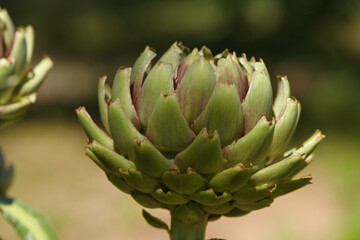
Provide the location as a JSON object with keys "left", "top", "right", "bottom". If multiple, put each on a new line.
{"left": 77, "top": 43, "right": 324, "bottom": 240}
{"left": 0, "top": 8, "right": 53, "bottom": 128}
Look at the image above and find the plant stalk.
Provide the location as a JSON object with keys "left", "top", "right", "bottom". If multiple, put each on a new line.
{"left": 169, "top": 211, "right": 208, "bottom": 240}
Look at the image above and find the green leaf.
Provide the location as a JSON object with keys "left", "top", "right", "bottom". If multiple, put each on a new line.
{"left": 76, "top": 107, "right": 114, "bottom": 150}
{"left": 161, "top": 168, "right": 207, "bottom": 195}
{"left": 111, "top": 67, "right": 139, "bottom": 128}
{"left": 107, "top": 99, "right": 145, "bottom": 157}
{"left": 121, "top": 167, "right": 160, "bottom": 193}
{"left": 192, "top": 83, "right": 244, "bottom": 147}
{"left": 232, "top": 184, "right": 276, "bottom": 205}
{"left": 200, "top": 46, "right": 213, "bottom": 61}
{"left": 0, "top": 93, "right": 36, "bottom": 120}
{"left": 157, "top": 42, "right": 184, "bottom": 70}
{"left": 239, "top": 54, "right": 254, "bottom": 85}
{"left": 131, "top": 192, "right": 164, "bottom": 209}
{"left": 213, "top": 48, "right": 229, "bottom": 64}
{"left": 216, "top": 56, "right": 248, "bottom": 100}
{"left": 268, "top": 98, "right": 300, "bottom": 157}
{"left": 0, "top": 197, "right": 59, "bottom": 240}
{"left": 223, "top": 116, "right": 275, "bottom": 168}
{"left": 290, "top": 130, "right": 325, "bottom": 157}
{"left": 16, "top": 56, "right": 53, "bottom": 97}
{"left": 175, "top": 129, "right": 225, "bottom": 175}
{"left": 24, "top": 25, "right": 34, "bottom": 68}
{"left": 286, "top": 154, "right": 314, "bottom": 178}
{"left": 0, "top": 9, "right": 15, "bottom": 46}
{"left": 271, "top": 175, "right": 312, "bottom": 198}
{"left": 106, "top": 173, "right": 134, "bottom": 194}
{"left": 138, "top": 62, "right": 174, "bottom": 129}
{"left": 224, "top": 207, "right": 250, "bottom": 217}
{"left": 242, "top": 61, "right": 273, "bottom": 134}
{"left": 9, "top": 28, "right": 27, "bottom": 75}
{"left": 235, "top": 198, "right": 273, "bottom": 211}
{"left": 201, "top": 202, "right": 235, "bottom": 215}
{"left": 207, "top": 214, "right": 221, "bottom": 222}
{"left": 209, "top": 164, "right": 252, "bottom": 193}
{"left": 249, "top": 154, "right": 306, "bottom": 186}
{"left": 176, "top": 48, "right": 200, "bottom": 84}
{"left": 273, "top": 76, "right": 290, "bottom": 119}
{"left": 85, "top": 147, "right": 106, "bottom": 171}
{"left": 88, "top": 141, "right": 132, "bottom": 176}
{"left": 151, "top": 188, "right": 190, "bottom": 205}
{"left": 190, "top": 189, "right": 232, "bottom": 207}
{"left": 131, "top": 46, "right": 156, "bottom": 108}
{"left": 0, "top": 59, "right": 15, "bottom": 90}
{"left": 142, "top": 209, "right": 169, "bottom": 232}
{"left": 146, "top": 93, "right": 195, "bottom": 152}
{"left": 176, "top": 58, "right": 216, "bottom": 124}
{"left": 98, "top": 76, "right": 111, "bottom": 133}
{"left": 133, "top": 139, "right": 174, "bottom": 178}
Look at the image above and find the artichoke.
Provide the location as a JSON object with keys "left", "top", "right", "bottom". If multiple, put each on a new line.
{"left": 77, "top": 43, "right": 324, "bottom": 240}
{"left": 0, "top": 8, "right": 53, "bottom": 128}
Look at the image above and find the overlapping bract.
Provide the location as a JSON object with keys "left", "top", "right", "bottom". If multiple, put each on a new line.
{"left": 77, "top": 43, "right": 324, "bottom": 219}
{"left": 0, "top": 8, "right": 53, "bottom": 128}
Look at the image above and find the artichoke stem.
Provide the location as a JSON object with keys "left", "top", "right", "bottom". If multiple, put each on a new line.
{"left": 169, "top": 211, "right": 208, "bottom": 240}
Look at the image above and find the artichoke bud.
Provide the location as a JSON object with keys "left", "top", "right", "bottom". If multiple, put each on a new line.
{"left": 0, "top": 7, "right": 52, "bottom": 128}
{"left": 77, "top": 43, "right": 324, "bottom": 227}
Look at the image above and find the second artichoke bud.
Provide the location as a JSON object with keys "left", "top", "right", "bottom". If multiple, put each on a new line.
{"left": 0, "top": 8, "right": 53, "bottom": 128}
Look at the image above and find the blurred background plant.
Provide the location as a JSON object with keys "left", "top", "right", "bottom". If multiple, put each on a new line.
{"left": 0, "top": 6, "right": 58, "bottom": 240}
{"left": 0, "top": 0, "right": 359, "bottom": 239}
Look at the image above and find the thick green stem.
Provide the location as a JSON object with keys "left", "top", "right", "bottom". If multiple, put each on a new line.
{"left": 170, "top": 214, "right": 208, "bottom": 240}
{"left": 169, "top": 204, "right": 208, "bottom": 240}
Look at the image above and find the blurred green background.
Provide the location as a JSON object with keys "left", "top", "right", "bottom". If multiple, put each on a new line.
{"left": 1, "top": 0, "right": 360, "bottom": 239}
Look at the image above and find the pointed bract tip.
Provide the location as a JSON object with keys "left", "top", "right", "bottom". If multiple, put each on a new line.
{"left": 42, "top": 55, "right": 53, "bottom": 63}
{"left": 315, "top": 129, "right": 326, "bottom": 139}
{"left": 144, "top": 45, "right": 156, "bottom": 53}
{"left": 75, "top": 106, "right": 85, "bottom": 113}
{"left": 288, "top": 96, "right": 298, "bottom": 103}
{"left": 104, "top": 97, "right": 112, "bottom": 106}
{"left": 98, "top": 75, "right": 107, "bottom": 81}
{"left": 16, "top": 26, "right": 26, "bottom": 32}
{"left": 259, "top": 115, "right": 275, "bottom": 125}
{"left": 231, "top": 162, "right": 253, "bottom": 171}
{"left": 276, "top": 75, "right": 288, "bottom": 81}
{"left": 116, "top": 66, "right": 127, "bottom": 72}
{"left": 134, "top": 138, "right": 147, "bottom": 146}
{"left": 199, "top": 128, "right": 209, "bottom": 135}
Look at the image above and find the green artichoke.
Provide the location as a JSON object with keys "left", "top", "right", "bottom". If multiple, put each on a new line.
{"left": 77, "top": 42, "right": 324, "bottom": 240}
{"left": 0, "top": 8, "right": 53, "bottom": 128}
